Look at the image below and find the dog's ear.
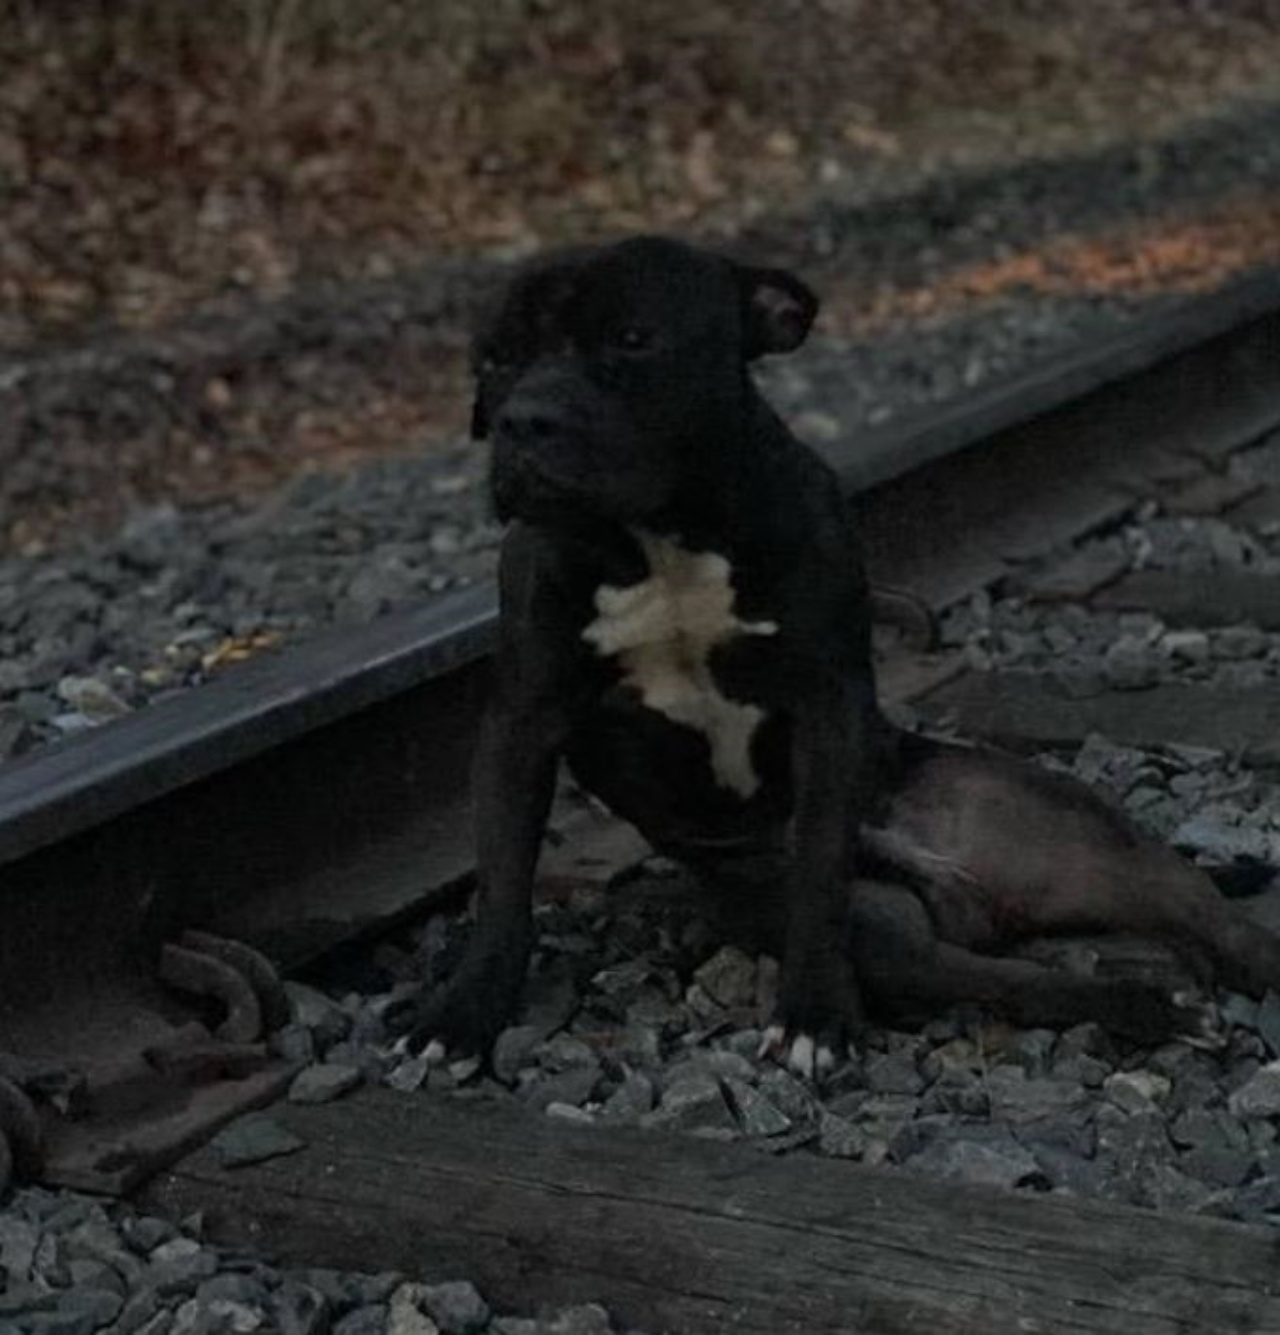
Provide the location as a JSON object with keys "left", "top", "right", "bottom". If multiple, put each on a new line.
{"left": 469, "top": 346, "right": 497, "bottom": 440}
{"left": 739, "top": 265, "right": 818, "bottom": 359}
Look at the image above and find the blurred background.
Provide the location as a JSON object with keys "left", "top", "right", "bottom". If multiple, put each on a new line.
{"left": 3, "top": 0, "right": 1280, "bottom": 754}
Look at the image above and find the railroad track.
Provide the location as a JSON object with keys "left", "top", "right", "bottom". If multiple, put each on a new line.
{"left": 4, "top": 269, "right": 1280, "bottom": 1333}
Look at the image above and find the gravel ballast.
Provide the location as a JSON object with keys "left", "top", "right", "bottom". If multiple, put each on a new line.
{"left": 0, "top": 445, "right": 493, "bottom": 762}
{"left": 250, "top": 791, "right": 1280, "bottom": 1237}
{"left": 313, "top": 819, "right": 1280, "bottom": 1229}
{"left": 0, "top": 1186, "right": 646, "bottom": 1335}
{"left": 243, "top": 441, "right": 1280, "bottom": 1236}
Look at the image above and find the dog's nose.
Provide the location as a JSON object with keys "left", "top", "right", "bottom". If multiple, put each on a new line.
{"left": 494, "top": 397, "right": 566, "bottom": 444}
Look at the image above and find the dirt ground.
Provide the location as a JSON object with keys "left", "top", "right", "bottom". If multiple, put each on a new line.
{"left": 6, "top": 0, "right": 1280, "bottom": 349}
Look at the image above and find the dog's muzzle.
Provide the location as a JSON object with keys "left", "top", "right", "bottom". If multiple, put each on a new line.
{"left": 488, "top": 427, "right": 590, "bottom": 523}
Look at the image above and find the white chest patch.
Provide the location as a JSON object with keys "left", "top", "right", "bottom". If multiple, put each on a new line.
{"left": 582, "top": 531, "right": 778, "bottom": 798}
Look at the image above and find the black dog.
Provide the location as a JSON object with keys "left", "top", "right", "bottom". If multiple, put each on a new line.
{"left": 399, "top": 235, "right": 1280, "bottom": 1068}
{"left": 402, "top": 236, "right": 885, "bottom": 1072}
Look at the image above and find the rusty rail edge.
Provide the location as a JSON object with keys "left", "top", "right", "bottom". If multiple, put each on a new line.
{"left": 0, "top": 267, "right": 1279, "bottom": 875}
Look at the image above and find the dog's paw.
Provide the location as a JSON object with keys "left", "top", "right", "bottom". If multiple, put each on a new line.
{"left": 1171, "top": 988, "right": 1229, "bottom": 1051}
{"left": 760, "top": 957, "right": 865, "bottom": 1079}
{"left": 384, "top": 989, "right": 486, "bottom": 1061}
{"left": 1093, "top": 978, "right": 1193, "bottom": 1047}
{"left": 384, "top": 944, "right": 528, "bottom": 1061}
{"left": 757, "top": 1025, "right": 850, "bottom": 1079}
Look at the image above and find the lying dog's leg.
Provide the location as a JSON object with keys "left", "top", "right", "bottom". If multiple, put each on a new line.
{"left": 849, "top": 881, "right": 1188, "bottom": 1044}
{"left": 1042, "top": 849, "right": 1280, "bottom": 1000}
{"left": 870, "top": 745, "right": 1280, "bottom": 999}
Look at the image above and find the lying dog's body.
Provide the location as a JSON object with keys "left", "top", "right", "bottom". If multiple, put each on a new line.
{"left": 400, "top": 235, "right": 1280, "bottom": 1064}
{"left": 699, "top": 734, "right": 1280, "bottom": 1042}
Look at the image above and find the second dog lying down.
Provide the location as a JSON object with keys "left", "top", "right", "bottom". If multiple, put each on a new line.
{"left": 689, "top": 734, "right": 1280, "bottom": 1045}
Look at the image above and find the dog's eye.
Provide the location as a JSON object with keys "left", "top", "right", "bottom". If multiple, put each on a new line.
{"left": 611, "top": 326, "right": 654, "bottom": 354}
{"left": 477, "top": 351, "right": 514, "bottom": 378}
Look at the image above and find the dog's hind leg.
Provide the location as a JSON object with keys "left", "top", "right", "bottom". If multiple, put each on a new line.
{"left": 1066, "top": 854, "right": 1280, "bottom": 1001}
{"left": 848, "top": 881, "right": 1189, "bottom": 1044}
{"left": 959, "top": 825, "right": 1280, "bottom": 1000}
{"left": 870, "top": 748, "right": 1280, "bottom": 1000}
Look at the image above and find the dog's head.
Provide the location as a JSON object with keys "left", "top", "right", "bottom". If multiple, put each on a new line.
{"left": 470, "top": 236, "right": 818, "bottom": 528}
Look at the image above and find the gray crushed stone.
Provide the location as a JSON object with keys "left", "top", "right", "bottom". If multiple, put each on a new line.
{"left": 0, "top": 444, "right": 495, "bottom": 762}
{"left": 275, "top": 702, "right": 1280, "bottom": 1231}
{"left": 287, "top": 1063, "right": 363, "bottom": 1106}
{"left": 0, "top": 1190, "right": 648, "bottom": 1335}
{"left": 209, "top": 1115, "right": 306, "bottom": 1170}
{"left": 940, "top": 431, "right": 1280, "bottom": 716}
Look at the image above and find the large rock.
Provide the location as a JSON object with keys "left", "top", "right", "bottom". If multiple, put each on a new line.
{"left": 288, "top": 1063, "right": 363, "bottom": 1106}
{"left": 904, "top": 1127, "right": 1041, "bottom": 1191}
{"left": 1229, "top": 1061, "right": 1280, "bottom": 1119}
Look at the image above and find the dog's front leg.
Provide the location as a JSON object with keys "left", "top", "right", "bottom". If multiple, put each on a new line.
{"left": 394, "top": 523, "right": 584, "bottom": 1059}
{"left": 766, "top": 681, "right": 876, "bottom": 1076}
{"left": 398, "top": 698, "right": 562, "bottom": 1058}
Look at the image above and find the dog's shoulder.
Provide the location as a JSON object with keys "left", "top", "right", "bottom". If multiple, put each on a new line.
{"left": 734, "top": 412, "right": 863, "bottom": 576}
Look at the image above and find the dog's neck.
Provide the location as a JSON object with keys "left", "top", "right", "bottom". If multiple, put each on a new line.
{"left": 643, "top": 389, "right": 810, "bottom": 557}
